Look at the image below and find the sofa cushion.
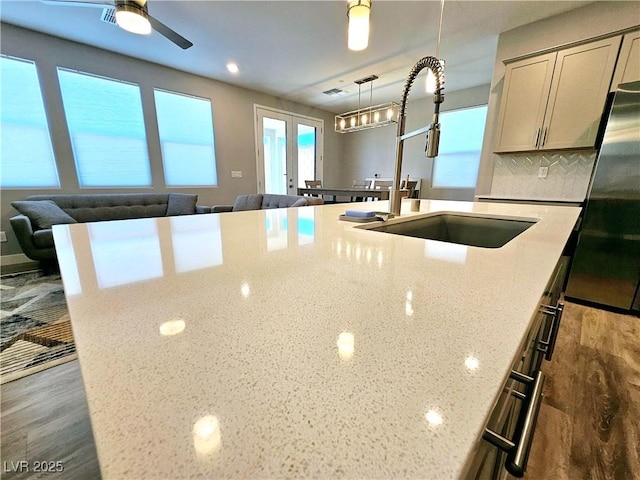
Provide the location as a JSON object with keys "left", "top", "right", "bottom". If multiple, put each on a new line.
{"left": 233, "top": 194, "right": 263, "bottom": 211}
{"left": 261, "top": 194, "right": 311, "bottom": 209}
{"left": 25, "top": 194, "right": 170, "bottom": 222}
{"left": 32, "top": 229, "right": 55, "bottom": 249}
{"left": 166, "top": 193, "right": 198, "bottom": 216}
{"left": 290, "top": 198, "right": 308, "bottom": 207}
{"left": 11, "top": 200, "right": 78, "bottom": 229}
{"left": 303, "top": 196, "right": 324, "bottom": 206}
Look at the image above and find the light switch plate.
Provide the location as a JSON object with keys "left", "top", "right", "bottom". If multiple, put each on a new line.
{"left": 538, "top": 167, "right": 548, "bottom": 178}
{"left": 231, "top": 170, "right": 243, "bottom": 178}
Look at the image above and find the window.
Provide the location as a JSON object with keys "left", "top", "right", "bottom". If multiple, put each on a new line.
{"left": 432, "top": 105, "right": 488, "bottom": 189}
{"left": 0, "top": 55, "right": 59, "bottom": 188}
{"left": 57, "top": 68, "right": 151, "bottom": 187}
{"left": 154, "top": 89, "right": 217, "bottom": 186}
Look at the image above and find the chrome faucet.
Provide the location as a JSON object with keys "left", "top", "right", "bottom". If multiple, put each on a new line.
{"left": 389, "top": 56, "right": 445, "bottom": 216}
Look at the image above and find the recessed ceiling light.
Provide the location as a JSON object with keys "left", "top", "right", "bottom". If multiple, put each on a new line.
{"left": 226, "top": 63, "right": 239, "bottom": 74}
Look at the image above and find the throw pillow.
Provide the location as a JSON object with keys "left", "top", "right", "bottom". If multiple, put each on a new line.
{"left": 291, "top": 198, "right": 309, "bottom": 207}
{"left": 166, "top": 193, "right": 198, "bottom": 216}
{"left": 233, "top": 194, "right": 263, "bottom": 211}
{"left": 11, "top": 200, "right": 77, "bottom": 229}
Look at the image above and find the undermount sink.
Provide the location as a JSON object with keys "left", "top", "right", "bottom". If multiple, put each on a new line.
{"left": 363, "top": 213, "right": 537, "bottom": 248}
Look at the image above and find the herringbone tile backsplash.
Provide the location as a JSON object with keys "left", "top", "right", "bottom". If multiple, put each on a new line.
{"left": 490, "top": 151, "right": 596, "bottom": 200}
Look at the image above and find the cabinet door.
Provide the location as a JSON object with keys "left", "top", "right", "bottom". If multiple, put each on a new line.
{"left": 494, "top": 53, "right": 556, "bottom": 153}
{"left": 611, "top": 30, "right": 640, "bottom": 90}
{"left": 541, "top": 36, "right": 622, "bottom": 150}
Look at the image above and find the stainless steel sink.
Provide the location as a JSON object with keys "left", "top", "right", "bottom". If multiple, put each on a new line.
{"left": 363, "top": 213, "right": 537, "bottom": 248}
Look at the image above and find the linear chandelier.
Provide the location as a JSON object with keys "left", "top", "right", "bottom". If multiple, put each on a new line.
{"left": 335, "top": 75, "right": 399, "bottom": 133}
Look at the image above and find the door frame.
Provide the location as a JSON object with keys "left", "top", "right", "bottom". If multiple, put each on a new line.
{"left": 254, "top": 104, "right": 324, "bottom": 194}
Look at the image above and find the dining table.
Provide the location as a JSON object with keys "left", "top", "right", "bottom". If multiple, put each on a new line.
{"left": 297, "top": 187, "right": 393, "bottom": 202}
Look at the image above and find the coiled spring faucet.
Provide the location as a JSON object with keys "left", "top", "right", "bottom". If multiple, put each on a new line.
{"left": 389, "top": 57, "right": 445, "bottom": 216}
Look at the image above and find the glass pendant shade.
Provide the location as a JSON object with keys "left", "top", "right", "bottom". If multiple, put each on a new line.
{"left": 348, "top": 0, "right": 371, "bottom": 51}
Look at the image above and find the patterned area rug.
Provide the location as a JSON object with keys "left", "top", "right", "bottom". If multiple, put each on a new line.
{"left": 0, "top": 270, "right": 76, "bottom": 384}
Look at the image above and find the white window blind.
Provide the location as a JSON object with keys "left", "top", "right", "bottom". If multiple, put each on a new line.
{"left": 0, "top": 55, "right": 59, "bottom": 188}
{"left": 154, "top": 89, "right": 217, "bottom": 186}
{"left": 432, "top": 105, "right": 488, "bottom": 189}
{"left": 57, "top": 68, "right": 151, "bottom": 187}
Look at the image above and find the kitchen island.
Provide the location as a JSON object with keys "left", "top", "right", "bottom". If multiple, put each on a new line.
{"left": 52, "top": 199, "right": 581, "bottom": 479}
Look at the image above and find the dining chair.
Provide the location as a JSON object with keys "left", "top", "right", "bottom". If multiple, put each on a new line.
{"left": 372, "top": 180, "right": 393, "bottom": 190}
{"left": 401, "top": 180, "right": 419, "bottom": 199}
{"left": 351, "top": 180, "right": 370, "bottom": 201}
{"left": 304, "top": 180, "right": 323, "bottom": 198}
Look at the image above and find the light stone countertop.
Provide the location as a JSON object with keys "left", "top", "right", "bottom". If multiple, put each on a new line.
{"left": 476, "top": 194, "right": 584, "bottom": 203}
{"left": 52, "top": 199, "right": 581, "bottom": 479}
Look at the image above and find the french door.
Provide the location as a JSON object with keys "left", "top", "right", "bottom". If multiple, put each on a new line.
{"left": 255, "top": 106, "right": 323, "bottom": 195}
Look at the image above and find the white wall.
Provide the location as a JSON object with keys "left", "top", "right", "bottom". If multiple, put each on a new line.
{"left": 0, "top": 23, "right": 343, "bottom": 257}
{"left": 476, "top": 1, "right": 640, "bottom": 196}
{"left": 340, "top": 84, "right": 490, "bottom": 199}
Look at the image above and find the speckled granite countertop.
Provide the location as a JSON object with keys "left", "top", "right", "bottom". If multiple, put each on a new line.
{"left": 53, "top": 199, "right": 581, "bottom": 479}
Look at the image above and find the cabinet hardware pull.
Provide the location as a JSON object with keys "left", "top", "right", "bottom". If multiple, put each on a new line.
{"left": 541, "top": 127, "right": 548, "bottom": 147}
{"left": 534, "top": 128, "right": 541, "bottom": 148}
{"left": 484, "top": 371, "right": 545, "bottom": 478}
{"left": 510, "top": 370, "right": 534, "bottom": 385}
{"left": 539, "top": 304, "right": 558, "bottom": 316}
{"left": 545, "top": 302, "right": 563, "bottom": 360}
{"left": 538, "top": 304, "right": 556, "bottom": 355}
{"left": 507, "top": 371, "right": 545, "bottom": 477}
{"left": 483, "top": 429, "right": 514, "bottom": 453}
{"left": 538, "top": 302, "right": 564, "bottom": 360}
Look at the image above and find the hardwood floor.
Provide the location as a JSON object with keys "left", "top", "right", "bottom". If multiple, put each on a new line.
{"left": 0, "top": 361, "right": 100, "bottom": 480}
{"left": 526, "top": 301, "right": 640, "bottom": 480}
{"left": 1, "top": 301, "right": 637, "bottom": 479}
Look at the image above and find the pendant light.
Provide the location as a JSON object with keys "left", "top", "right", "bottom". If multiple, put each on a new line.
{"left": 347, "top": 0, "right": 371, "bottom": 51}
{"left": 335, "top": 75, "right": 399, "bottom": 133}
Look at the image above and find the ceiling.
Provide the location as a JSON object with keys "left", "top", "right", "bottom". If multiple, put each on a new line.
{"left": 0, "top": 0, "right": 594, "bottom": 113}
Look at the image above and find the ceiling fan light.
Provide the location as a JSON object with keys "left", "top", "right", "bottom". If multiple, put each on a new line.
{"left": 115, "top": 3, "right": 152, "bottom": 35}
{"left": 347, "top": 0, "right": 371, "bottom": 51}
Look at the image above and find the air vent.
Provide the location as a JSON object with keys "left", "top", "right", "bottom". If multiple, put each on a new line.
{"left": 100, "top": 7, "right": 117, "bottom": 25}
{"left": 323, "top": 88, "right": 347, "bottom": 96}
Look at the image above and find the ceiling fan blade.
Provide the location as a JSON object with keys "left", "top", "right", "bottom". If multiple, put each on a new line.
{"left": 41, "top": 0, "right": 113, "bottom": 8}
{"left": 148, "top": 15, "right": 193, "bottom": 50}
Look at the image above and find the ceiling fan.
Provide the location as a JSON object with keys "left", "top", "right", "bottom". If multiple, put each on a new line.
{"left": 41, "top": 0, "right": 193, "bottom": 49}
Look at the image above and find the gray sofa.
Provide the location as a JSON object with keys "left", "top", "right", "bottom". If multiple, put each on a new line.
{"left": 10, "top": 193, "right": 208, "bottom": 262}
{"left": 212, "top": 194, "right": 323, "bottom": 213}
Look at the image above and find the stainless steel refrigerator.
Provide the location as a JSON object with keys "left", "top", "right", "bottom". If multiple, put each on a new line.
{"left": 566, "top": 81, "right": 640, "bottom": 313}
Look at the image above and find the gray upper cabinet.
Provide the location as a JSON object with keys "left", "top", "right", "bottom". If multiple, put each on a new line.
{"left": 494, "top": 36, "right": 622, "bottom": 153}
{"left": 611, "top": 30, "right": 640, "bottom": 91}
{"left": 494, "top": 53, "right": 556, "bottom": 153}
